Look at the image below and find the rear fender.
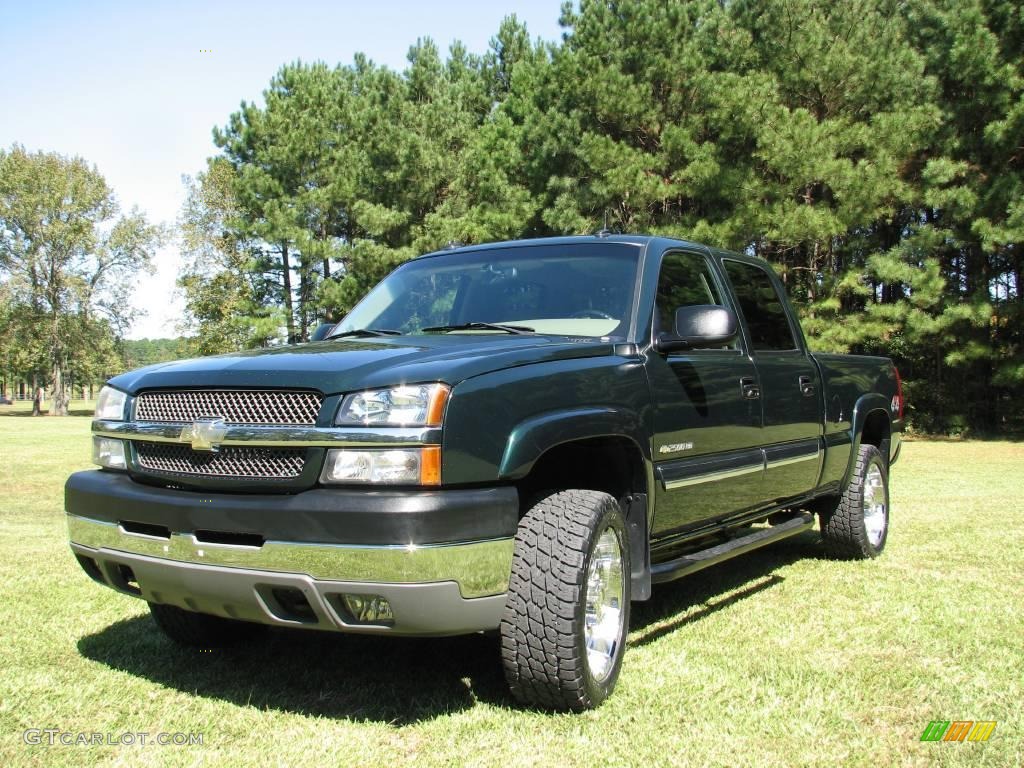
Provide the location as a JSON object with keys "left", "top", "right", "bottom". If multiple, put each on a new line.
{"left": 843, "top": 394, "right": 893, "bottom": 487}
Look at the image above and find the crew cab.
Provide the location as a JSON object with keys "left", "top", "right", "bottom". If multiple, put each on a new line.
{"left": 66, "top": 235, "right": 902, "bottom": 710}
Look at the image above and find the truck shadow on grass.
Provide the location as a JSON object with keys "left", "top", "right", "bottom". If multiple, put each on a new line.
{"left": 77, "top": 530, "right": 820, "bottom": 724}
{"left": 629, "top": 531, "right": 821, "bottom": 647}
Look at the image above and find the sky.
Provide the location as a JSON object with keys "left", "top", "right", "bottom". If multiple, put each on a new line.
{"left": 0, "top": 0, "right": 564, "bottom": 339}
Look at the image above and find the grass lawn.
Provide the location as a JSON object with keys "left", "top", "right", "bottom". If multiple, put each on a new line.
{"left": 0, "top": 403, "right": 1020, "bottom": 767}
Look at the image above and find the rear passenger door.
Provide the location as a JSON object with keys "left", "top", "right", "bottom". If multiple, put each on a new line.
{"left": 721, "top": 260, "right": 822, "bottom": 503}
{"left": 646, "top": 250, "right": 764, "bottom": 536}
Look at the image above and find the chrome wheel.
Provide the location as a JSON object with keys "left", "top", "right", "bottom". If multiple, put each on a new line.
{"left": 862, "top": 462, "right": 887, "bottom": 547}
{"left": 584, "top": 527, "right": 625, "bottom": 683}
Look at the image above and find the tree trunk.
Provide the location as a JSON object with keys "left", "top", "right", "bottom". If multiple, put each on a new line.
{"left": 322, "top": 221, "right": 332, "bottom": 289}
{"left": 281, "top": 243, "right": 296, "bottom": 344}
{"left": 298, "top": 257, "right": 309, "bottom": 343}
{"left": 49, "top": 306, "right": 69, "bottom": 415}
{"left": 1015, "top": 248, "right": 1022, "bottom": 307}
{"left": 50, "top": 359, "right": 69, "bottom": 416}
{"left": 32, "top": 375, "right": 42, "bottom": 416}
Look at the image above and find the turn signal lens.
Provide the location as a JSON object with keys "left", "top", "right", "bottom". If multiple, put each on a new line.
{"left": 419, "top": 446, "right": 441, "bottom": 485}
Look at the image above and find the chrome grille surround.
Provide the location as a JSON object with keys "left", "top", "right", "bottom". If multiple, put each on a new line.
{"left": 135, "top": 390, "right": 322, "bottom": 426}
{"left": 135, "top": 441, "right": 306, "bottom": 479}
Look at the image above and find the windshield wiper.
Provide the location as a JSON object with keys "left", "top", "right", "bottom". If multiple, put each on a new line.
{"left": 421, "top": 321, "right": 535, "bottom": 335}
{"left": 328, "top": 328, "right": 402, "bottom": 339}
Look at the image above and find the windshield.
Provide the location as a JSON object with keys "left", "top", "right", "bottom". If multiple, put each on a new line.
{"left": 332, "top": 243, "right": 641, "bottom": 339}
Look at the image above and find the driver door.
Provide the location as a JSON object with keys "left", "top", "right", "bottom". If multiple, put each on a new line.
{"left": 646, "top": 250, "right": 764, "bottom": 536}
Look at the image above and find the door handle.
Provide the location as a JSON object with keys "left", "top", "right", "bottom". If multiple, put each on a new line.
{"left": 799, "top": 375, "right": 815, "bottom": 397}
{"left": 740, "top": 376, "right": 760, "bottom": 400}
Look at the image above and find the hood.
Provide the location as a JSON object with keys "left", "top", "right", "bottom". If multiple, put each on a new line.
{"left": 108, "top": 335, "right": 618, "bottom": 395}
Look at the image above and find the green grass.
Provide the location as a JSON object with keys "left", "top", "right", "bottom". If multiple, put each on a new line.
{"left": 0, "top": 407, "right": 1020, "bottom": 767}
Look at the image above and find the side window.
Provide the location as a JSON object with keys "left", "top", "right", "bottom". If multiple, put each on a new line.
{"left": 722, "top": 260, "right": 797, "bottom": 351}
{"left": 655, "top": 251, "right": 731, "bottom": 343}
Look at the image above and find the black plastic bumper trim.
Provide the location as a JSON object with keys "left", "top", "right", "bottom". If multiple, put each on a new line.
{"left": 65, "top": 470, "right": 518, "bottom": 546}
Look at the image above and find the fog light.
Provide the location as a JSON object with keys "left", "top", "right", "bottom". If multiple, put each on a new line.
{"left": 92, "top": 437, "right": 126, "bottom": 469}
{"left": 338, "top": 593, "right": 394, "bottom": 625}
{"left": 320, "top": 447, "right": 440, "bottom": 485}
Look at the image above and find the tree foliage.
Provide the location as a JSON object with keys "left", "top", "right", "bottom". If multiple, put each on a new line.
{"left": 186, "top": 0, "right": 1024, "bottom": 433}
{"left": 178, "top": 160, "right": 284, "bottom": 353}
{"left": 0, "top": 145, "right": 161, "bottom": 414}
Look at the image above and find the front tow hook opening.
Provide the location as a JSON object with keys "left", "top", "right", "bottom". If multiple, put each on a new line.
{"left": 106, "top": 562, "right": 142, "bottom": 596}
{"left": 258, "top": 585, "right": 318, "bottom": 624}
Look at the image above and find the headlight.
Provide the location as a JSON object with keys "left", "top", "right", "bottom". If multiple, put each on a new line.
{"left": 95, "top": 386, "right": 127, "bottom": 421}
{"left": 92, "top": 437, "right": 126, "bottom": 469}
{"left": 320, "top": 447, "right": 441, "bottom": 485}
{"left": 335, "top": 384, "right": 449, "bottom": 426}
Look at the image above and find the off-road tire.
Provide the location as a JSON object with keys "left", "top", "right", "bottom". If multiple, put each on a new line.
{"left": 500, "top": 489, "right": 630, "bottom": 711}
{"left": 819, "top": 444, "right": 889, "bottom": 559}
{"left": 148, "top": 602, "right": 264, "bottom": 647}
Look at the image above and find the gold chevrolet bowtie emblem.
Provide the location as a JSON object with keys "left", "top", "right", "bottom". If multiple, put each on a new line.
{"left": 179, "top": 418, "right": 228, "bottom": 452}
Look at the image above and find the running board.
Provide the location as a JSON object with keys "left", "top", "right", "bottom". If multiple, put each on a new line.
{"left": 650, "top": 513, "right": 815, "bottom": 585}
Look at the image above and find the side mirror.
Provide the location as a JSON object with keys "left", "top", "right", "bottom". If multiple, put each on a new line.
{"left": 310, "top": 322, "right": 336, "bottom": 341}
{"left": 656, "top": 305, "right": 738, "bottom": 353}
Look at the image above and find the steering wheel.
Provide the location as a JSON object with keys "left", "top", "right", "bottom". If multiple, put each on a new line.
{"left": 570, "top": 309, "right": 615, "bottom": 320}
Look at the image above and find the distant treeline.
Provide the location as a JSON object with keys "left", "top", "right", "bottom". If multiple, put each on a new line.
{"left": 120, "top": 338, "right": 193, "bottom": 370}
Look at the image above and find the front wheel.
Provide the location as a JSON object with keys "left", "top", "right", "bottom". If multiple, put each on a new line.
{"left": 500, "top": 489, "right": 630, "bottom": 711}
{"left": 819, "top": 444, "right": 890, "bottom": 559}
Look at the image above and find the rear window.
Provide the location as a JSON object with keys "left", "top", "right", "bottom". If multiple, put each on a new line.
{"left": 722, "top": 260, "right": 798, "bottom": 351}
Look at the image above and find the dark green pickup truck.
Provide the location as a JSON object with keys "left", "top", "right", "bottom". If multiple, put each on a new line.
{"left": 67, "top": 235, "right": 902, "bottom": 710}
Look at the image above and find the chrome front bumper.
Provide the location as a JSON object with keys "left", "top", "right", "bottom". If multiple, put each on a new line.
{"left": 68, "top": 515, "right": 513, "bottom": 636}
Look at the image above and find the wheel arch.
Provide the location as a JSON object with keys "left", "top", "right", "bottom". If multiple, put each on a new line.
{"left": 842, "top": 394, "right": 893, "bottom": 488}
{"left": 500, "top": 407, "right": 653, "bottom": 600}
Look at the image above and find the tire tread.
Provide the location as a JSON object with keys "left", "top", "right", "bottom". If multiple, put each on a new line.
{"left": 500, "top": 489, "right": 627, "bottom": 711}
{"left": 820, "top": 444, "right": 888, "bottom": 559}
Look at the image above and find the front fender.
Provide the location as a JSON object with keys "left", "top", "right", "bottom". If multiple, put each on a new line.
{"left": 498, "top": 405, "right": 654, "bottom": 600}
{"left": 498, "top": 406, "right": 649, "bottom": 480}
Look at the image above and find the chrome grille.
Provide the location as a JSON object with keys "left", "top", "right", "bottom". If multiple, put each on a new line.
{"left": 135, "top": 390, "right": 322, "bottom": 425}
{"left": 135, "top": 442, "right": 306, "bottom": 479}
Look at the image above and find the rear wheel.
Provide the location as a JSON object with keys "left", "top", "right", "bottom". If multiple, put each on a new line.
{"left": 148, "top": 603, "right": 265, "bottom": 647}
{"left": 500, "top": 489, "right": 630, "bottom": 711}
{"left": 819, "top": 444, "right": 889, "bottom": 559}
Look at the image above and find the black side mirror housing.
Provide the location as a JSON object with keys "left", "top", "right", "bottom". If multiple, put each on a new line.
{"left": 656, "top": 305, "right": 738, "bottom": 353}
{"left": 310, "top": 322, "right": 336, "bottom": 341}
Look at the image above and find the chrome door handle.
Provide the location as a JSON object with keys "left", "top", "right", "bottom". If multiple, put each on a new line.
{"left": 799, "top": 375, "right": 815, "bottom": 397}
{"left": 740, "top": 377, "right": 760, "bottom": 400}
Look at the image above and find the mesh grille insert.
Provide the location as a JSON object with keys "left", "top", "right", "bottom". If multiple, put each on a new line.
{"left": 135, "top": 442, "right": 306, "bottom": 479}
{"left": 135, "top": 390, "right": 322, "bottom": 425}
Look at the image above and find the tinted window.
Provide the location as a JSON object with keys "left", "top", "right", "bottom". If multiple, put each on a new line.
{"left": 723, "top": 260, "right": 797, "bottom": 351}
{"left": 654, "top": 251, "right": 732, "bottom": 346}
